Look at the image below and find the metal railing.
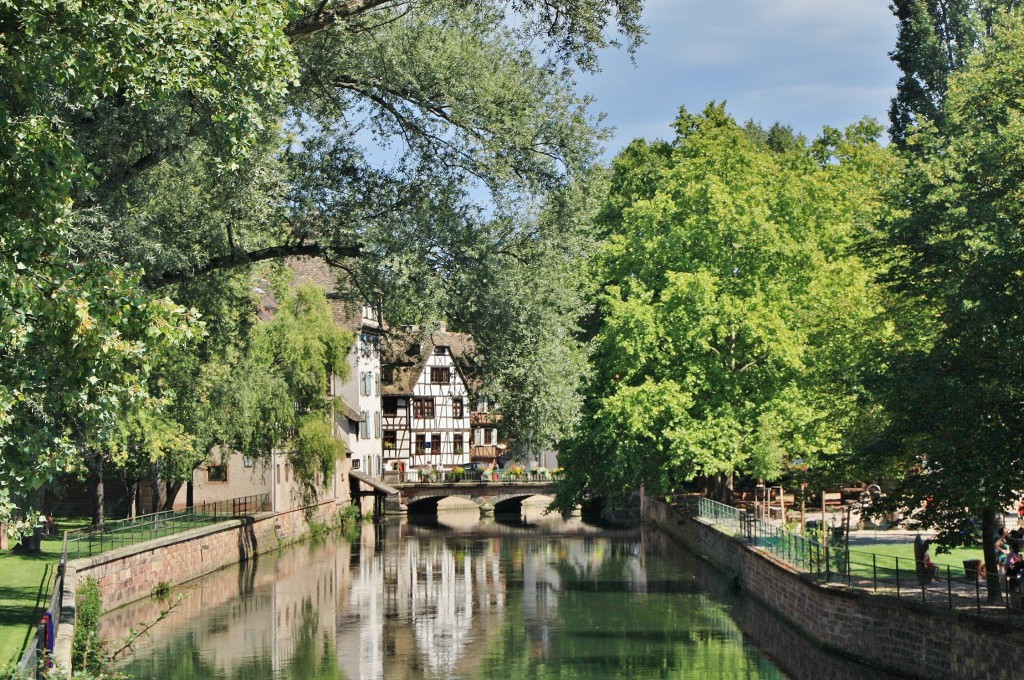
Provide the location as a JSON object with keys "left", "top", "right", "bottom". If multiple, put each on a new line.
{"left": 384, "top": 468, "right": 564, "bottom": 484}
{"left": 15, "top": 534, "right": 67, "bottom": 679}
{"left": 677, "top": 495, "right": 1024, "bottom": 619}
{"left": 65, "top": 494, "right": 270, "bottom": 560}
{"left": 14, "top": 493, "right": 270, "bottom": 677}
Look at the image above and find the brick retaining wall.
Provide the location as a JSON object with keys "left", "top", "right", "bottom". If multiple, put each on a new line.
{"left": 645, "top": 499, "right": 1024, "bottom": 680}
{"left": 53, "top": 500, "right": 343, "bottom": 674}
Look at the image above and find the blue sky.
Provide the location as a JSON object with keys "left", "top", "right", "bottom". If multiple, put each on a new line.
{"left": 577, "top": 0, "right": 901, "bottom": 157}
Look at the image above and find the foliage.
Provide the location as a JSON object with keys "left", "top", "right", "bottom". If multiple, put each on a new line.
{"left": 219, "top": 284, "right": 351, "bottom": 510}
{"left": 444, "top": 176, "right": 601, "bottom": 457}
{"left": 864, "top": 10, "right": 1024, "bottom": 599}
{"left": 1, "top": 0, "right": 641, "bottom": 528}
{"left": 888, "top": 0, "right": 1019, "bottom": 143}
{"left": 556, "top": 104, "right": 891, "bottom": 511}
{"left": 72, "top": 577, "right": 105, "bottom": 673}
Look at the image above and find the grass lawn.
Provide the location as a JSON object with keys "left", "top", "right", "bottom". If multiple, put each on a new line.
{"left": 0, "top": 517, "right": 90, "bottom": 668}
{"left": 849, "top": 541, "right": 983, "bottom": 569}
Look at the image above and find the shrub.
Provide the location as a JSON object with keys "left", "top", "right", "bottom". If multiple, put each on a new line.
{"left": 72, "top": 577, "right": 106, "bottom": 673}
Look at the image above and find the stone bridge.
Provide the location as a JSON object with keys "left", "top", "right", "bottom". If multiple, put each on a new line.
{"left": 384, "top": 480, "right": 558, "bottom": 515}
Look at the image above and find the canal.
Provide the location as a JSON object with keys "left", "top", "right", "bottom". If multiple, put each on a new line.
{"left": 102, "top": 501, "right": 896, "bottom": 680}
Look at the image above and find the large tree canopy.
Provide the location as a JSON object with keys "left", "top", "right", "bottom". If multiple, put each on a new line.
{"left": 0, "top": 0, "right": 643, "bottom": 528}
{"left": 866, "top": 10, "right": 1024, "bottom": 600}
{"left": 555, "top": 104, "right": 891, "bottom": 511}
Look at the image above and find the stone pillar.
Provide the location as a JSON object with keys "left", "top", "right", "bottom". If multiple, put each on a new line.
{"left": 479, "top": 501, "right": 495, "bottom": 517}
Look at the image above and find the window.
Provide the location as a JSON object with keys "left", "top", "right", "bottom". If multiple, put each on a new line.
{"left": 359, "top": 411, "right": 369, "bottom": 439}
{"left": 352, "top": 459, "right": 360, "bottom": 469}
{"left": 243, "top": 457, "right": 254, "bottom": 468}
{"left": 415, "top": 434, "right": 426, "bottom": 455}
{"left": 452, "top": 397, "right": 464, "bottom": 418}
{"left": 207, "top": 465, "right": 227, "bottom": 482}
{"left": 362, "top": 372, "right": 373, "bottom": 396}
{"left": 413, "top": 398, "right": 434, "bottom": 419}
{"left": 383, "top": 430, "right": 397, "bottom": 450}
{"left": 431, "top": 434, "right": 442, "bottom": 455}
{"left": 453, "top": 434, "right": 464, "bottom": 454}
{"left": 430, "top": 367, "right": 450, "bottom": 384}
{"left": 434, "top": 345, "right": 448, "bottom": 355}
{"left": 383, "top": 396, "right": 398, "bottom": 416}
{"left": 277, "top": 464, "right": 281, "bottom": 483}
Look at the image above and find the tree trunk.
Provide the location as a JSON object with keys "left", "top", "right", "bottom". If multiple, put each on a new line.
{"left": 982, "top": 506, "right": 1002, "bottom": 603}
{"left": 149, "top": 462, "right": 165, "bottom": 514}
{"left": 126, "top": 480, "right": 138, "bottom": 519}
{"left": 163, "top": 481, "right": 182, "bottom": 511}
{"left": 91, "top": 454, "right": 105, "bottom": 526}
{"left": 186, "top": 480, "right": 194, "bottom": 509}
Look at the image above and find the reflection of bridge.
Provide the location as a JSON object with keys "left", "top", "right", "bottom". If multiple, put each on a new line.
{"left": 385, "top": 480, "right": 558, "bottom": 515}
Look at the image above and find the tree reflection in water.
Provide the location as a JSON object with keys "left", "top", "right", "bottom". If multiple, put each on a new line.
{"left": 111, "top": 513, "right": 800, "bottom": 680}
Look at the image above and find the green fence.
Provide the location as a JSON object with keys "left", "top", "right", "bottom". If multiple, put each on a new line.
{"left": 64, "top": 494, "right": 270, "bottom": 560}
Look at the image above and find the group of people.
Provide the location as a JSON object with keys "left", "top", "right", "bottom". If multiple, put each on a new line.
{"left": 992, "top": 528, "right": 1024, "bottom": 585}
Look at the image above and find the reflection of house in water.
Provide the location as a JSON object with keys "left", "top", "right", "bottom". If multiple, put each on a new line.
{"left": 335, "top": 527, "right": 507, "bottom": 679}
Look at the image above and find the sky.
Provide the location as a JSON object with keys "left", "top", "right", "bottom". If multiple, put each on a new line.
{"left": 576, "top": 0, "right": 901, "bottom": 157}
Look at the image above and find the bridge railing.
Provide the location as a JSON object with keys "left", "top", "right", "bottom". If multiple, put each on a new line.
{"left": 384, "top": 468, "right": 563, "bottom": 484}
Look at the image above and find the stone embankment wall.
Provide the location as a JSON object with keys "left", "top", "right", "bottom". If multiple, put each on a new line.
{"left": 645, "top": 499, "right": 1024, "bottom": 680}
{"left": 54, "top": 500, "right": 343, "bottom": 673}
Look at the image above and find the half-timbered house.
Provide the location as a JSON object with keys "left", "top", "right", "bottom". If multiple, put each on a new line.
{"left": 381, "top": 326, "right": 474, "bottom": 471}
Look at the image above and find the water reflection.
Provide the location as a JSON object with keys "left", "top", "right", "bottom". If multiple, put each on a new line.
{"left": 109, "top": 506, "right": 793, "bottom": 680}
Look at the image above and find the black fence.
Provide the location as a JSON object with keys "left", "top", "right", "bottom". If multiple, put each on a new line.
{"left": 64, "top": 494, "right": 270, "bottom": 560}
{"left": 14, "top": 494, "right": 270, "bottom": 677}
{"left": 678, "top": 495, "right": 1024, "bottom": 620}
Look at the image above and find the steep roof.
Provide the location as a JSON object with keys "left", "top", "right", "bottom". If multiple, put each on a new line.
{"left": 381, "top": 325, "right": 481, "bottom": 395}
{"left": 286, "top": 256, "right": 378, "bottom": 332}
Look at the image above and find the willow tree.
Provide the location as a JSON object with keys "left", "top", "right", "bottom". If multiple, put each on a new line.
{"left": 556, "top": 104, "right": 890, "bottom": 510}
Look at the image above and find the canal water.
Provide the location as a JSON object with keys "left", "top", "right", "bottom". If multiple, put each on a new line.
{"left": 103, "top": 502, "right": 895, "bottom": 680}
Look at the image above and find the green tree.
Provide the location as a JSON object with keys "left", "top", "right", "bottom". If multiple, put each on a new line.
{"left": 556, "top": 105, "right": 890, "bottom": 511}
{"left": 888, "top": 0, "right": 1019, "bottom": 143}
{"left": 866, "top": 10, "right": 1024, "bottom": 601}
{"left": 1, "top": 0, "right": 642, "bottom": 528}
{"left": 215, "top": 284, "right": 353, "bottom": 511}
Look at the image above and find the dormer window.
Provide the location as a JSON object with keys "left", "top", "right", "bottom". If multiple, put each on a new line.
{"left": 434, "top": 345, "right": 448, "bottom": 355}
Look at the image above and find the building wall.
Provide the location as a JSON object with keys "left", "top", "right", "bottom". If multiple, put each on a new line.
{"left": 382, "top": 397, "right": 411, "bottom": 467}
{"left": 644, "top": 499, "right": 1024, "bottom": 680}
{"left": 190, "top": 454, "right": 272, "bottom": 504}
{"left": 408, "top": 349, "right": 471, "bottom": 469}
{"left": 344, "top": 330, "right": 383, "bottom": 477}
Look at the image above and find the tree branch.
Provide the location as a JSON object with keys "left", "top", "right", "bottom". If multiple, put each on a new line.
{"left": 285, "top": 0, "right": 405, "bottom": 39}
{"left": 146, "top": 242, "right": 361, "bottom": 288}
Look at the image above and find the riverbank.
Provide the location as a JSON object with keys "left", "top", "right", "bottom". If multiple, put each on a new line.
{"left": 645, "top": 498, "right": 1024, "bottom": 680}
